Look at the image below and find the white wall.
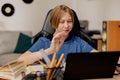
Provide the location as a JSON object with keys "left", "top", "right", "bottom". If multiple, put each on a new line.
{"left": 0, "top": 0, "right": 120, "bottom": 35}
{"left": 104, "top": 0, "right": 120, "bottom": 20}
{"left": 0, "top": 0, "right": 73, "bottom": 35}
{"left": 73, "top": 0, "right": 105, "bottom": 31}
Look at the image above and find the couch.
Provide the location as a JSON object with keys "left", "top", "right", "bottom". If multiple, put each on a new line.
{"left": 0, "top": 31, "right": 33, "bottom": 66}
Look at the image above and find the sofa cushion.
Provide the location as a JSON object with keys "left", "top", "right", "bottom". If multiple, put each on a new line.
{"left": 14, "top": 32, "right": 32, "bottom": 53}
{"left": 0, "top": 31, "right": 32, "bottom": 54}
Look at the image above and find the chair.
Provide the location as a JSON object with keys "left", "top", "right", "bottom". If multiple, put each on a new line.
{"left": 32, "top": 9, "right": 98, "bottom": 49}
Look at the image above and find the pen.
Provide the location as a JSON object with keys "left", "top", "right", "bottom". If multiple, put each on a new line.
{"left": 53, "top": 58, "right": 65, "bottom": 78}
{"left": 53, "top": 67, "right": 61, "bottom": 78}
{"left": 38, "top": 60, "right": 48, "bottom": 68}
{"left": 56, "top": 54, "right": 64, "bottom": 68}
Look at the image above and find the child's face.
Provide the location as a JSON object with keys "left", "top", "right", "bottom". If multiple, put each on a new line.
{"left": 56, "top": 12, "right": 73, "bottom": 36}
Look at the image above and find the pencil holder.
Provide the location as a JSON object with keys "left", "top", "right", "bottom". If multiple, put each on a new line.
{"left": 46, "top": 66, "right": 64, "bottom": 80}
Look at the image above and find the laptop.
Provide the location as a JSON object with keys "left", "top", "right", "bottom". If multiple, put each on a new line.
{"left": 63, "top": 52, "right": 120, "bottom": 80}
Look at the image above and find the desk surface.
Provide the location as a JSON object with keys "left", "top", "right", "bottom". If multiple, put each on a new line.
{"left": 17, "top": 74, "right": 120, "bottom": 80}
{"left": 87, "top": 74, "right": 120, "bottom": 80}
{"left": 16, "top": 72, "right": 120, "bottom": 80}
{"left": 15, "top": 64, "right": 120, "bottom": 80}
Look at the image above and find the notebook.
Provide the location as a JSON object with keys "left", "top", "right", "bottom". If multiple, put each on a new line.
{"left": 63, "top": 52, "right": 120, "bottom": 80}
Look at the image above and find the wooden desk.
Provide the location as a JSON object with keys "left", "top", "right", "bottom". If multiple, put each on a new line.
{"left": 87, "top": 75, "right": 120, "bottom": 80}
{"left": 16, "top": 68, "right": 120, "bottom": 80}
{"left": 16, "top": 65, "right": 120, "bottom": 80}
{"left": 16, "top": 74, "right": 120, "bottom": 80}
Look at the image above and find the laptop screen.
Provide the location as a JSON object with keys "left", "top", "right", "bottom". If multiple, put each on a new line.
{"left": 63, "top": 52, "right": 120, "bottom": 80}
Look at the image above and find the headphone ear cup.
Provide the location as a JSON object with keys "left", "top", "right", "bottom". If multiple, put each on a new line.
{"left": 23, "top": 0, "right": 34, "bottom": 4}
{"left": 1, "top": 3, "right": 15, "bottom": 17}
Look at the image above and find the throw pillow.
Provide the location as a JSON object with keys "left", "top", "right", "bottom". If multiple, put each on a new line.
{"left": 14, "top": 33, "right": 32, "bottom": 53}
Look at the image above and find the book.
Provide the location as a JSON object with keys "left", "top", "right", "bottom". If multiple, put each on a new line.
{"left": 0, "top": 60, "right": 26, "bottom": 80}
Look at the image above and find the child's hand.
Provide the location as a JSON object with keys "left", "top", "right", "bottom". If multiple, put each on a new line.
{"left": 50, "top": 31, "right": 67, "bottom": 53}
{"left": 116, "top": 66, "right": 120, "bottom": 74}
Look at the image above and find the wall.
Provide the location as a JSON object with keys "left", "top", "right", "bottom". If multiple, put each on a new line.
{"left": 104, "top": 0, "right": 120, "bottom": 20}
{"left": 0, "top": 0, "right": 73, "bottom": 35}
{"left": 0, "top": 0, "right": 120, "bottom": 35}
{"left": 73, "top": 0, "right": 105, "bottom": 31}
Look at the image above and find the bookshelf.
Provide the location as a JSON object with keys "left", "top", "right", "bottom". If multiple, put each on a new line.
{"left": 102, "top": 21, "right": 120, "bottom": 51}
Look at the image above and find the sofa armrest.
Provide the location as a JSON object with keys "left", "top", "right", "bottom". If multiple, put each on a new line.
{"left": 0, "top": 53, "right": 22, "bottom": 66}
{"left": 0, "top": 31, "right": 32, "bottom": 54}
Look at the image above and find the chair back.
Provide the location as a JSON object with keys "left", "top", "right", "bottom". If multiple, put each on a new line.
{"left": 32, "top": 9, "right": 96, "bottom": 49}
